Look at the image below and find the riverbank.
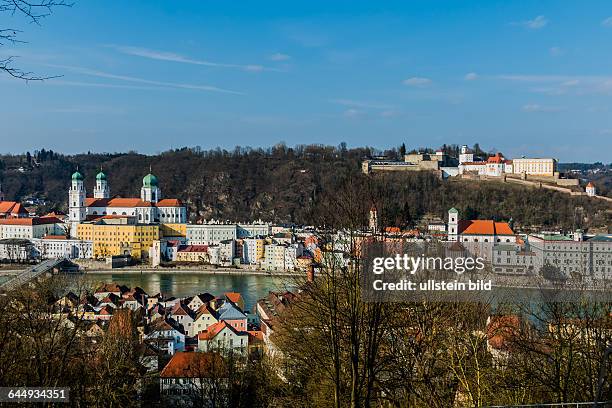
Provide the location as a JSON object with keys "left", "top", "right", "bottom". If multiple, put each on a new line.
{"left": 81, "top": 268, "right": 302, "bottom": 277}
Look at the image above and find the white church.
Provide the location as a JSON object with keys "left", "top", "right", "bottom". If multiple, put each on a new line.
{"left": 68, "top": 169, "right": 187, "bottom": 237}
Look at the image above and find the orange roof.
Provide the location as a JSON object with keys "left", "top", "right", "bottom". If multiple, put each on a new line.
{"left": 160, "top": 351, "right": 224, "bottom": 378}
{"left": 247, "top": 330, "right": 263, "bottom": 342}
{"left": 171, "top": 303, "right": 192, "bottom": 316}
{"left": 0, "top": 216, "right": 63, "bottom": 226}
{"left": 487, "top": 153, "right": 505, "bottom": 164}
{"left": 85, "top": 197, "right": 183, "bottom": 208}
{"left": 487, "top": 315, "right": 520, "bottom": 351}
{"left": 0, "top": 201, "right": 29, "bottom": 216}
{"left": 384, "top": 227, "right": 401, "bottom": 233}
{"left": 224, "top": 292, "right": 243, "bottom": 305}
{"left": 461, "top": 162, "right": 486, "bottom": 166}
{"left": 157, "top": 198, "right": 183, "bottom": 207}
{"left": 197, "top": 321, "right": 231, "bottom": 341}
{"left": 459, "top": 220, "right": 514, "bottom": 236}
{"left": 586, "top": 182, "right": 594, "bottom": 188}
{"left": 95, "top": 283, "right": 124, "bottom": 294}
{"left": 43, "top": 235, "right": 69, "bottom": 240}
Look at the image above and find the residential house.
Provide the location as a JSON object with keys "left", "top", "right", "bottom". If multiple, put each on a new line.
{"left": 145, "top": 318, "right": 186, "bottom": 355}
{"left": 159, "top": 351, "right": 226, "bottom": 406}
{"left": 197, "top": 321, "right": 248, "bottom": 355}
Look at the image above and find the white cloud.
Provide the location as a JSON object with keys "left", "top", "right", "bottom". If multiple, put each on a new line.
{"left": 511, "top": 15, "right": 548, "bottom": 30}
{"left": 549, "top": 46, "right": 564, "bottom": 56}
{"left": 522, "top": 103, "right": 564, "bottom": 112}
{"left": 601, "top": 17, "right": 612, "bottom": 27}
{"left": 402, "top": 77, "right": 432, "bottom": 87}
{"left": 464, "top": 72, "right": 478, "bottom": 81}
{"left": 107, "top": 45, "right": 280, "bottom": 72}
{"left": 45, "top": 64, "right": 244, "bottom": 95}
{"left": 498, "top": 74, "right": 612, "bottom": 95}
{"left": 269, "top": 53, "right": 291, "bottom": 61}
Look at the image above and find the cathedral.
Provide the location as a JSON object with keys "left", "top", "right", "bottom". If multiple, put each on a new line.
{"left": 68, "top": 169, "right": 187, "bottom": 237}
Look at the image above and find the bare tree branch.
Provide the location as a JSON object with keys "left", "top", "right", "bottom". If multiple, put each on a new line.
{"left": 1, "top": 0, "right": 71, "bottom": 80}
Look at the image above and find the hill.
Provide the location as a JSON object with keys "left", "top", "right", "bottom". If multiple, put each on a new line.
{"left": 0, "top": 145, "right": 610, "bottom": 231}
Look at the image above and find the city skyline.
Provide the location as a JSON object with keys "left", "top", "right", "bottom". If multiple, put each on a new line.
{"left": 2, "top": 1, "right": 612, "bottom": 161}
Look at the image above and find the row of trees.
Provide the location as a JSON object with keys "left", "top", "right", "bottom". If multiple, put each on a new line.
{"left": 270, "top": 178, "right": 612, "bottom": 407}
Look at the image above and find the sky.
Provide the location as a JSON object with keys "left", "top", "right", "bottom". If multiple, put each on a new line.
{"left": 2, "top": 0, "right": 612, "bottom": 162}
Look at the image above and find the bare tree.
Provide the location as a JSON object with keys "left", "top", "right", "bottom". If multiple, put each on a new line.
{"left": 0, "top": 0, "right": 70, "bottom": 80}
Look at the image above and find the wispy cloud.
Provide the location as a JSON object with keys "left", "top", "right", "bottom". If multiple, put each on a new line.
{"left": 511, "top": 15, "right": 548, "bottom": 30}
{"left": 41, "top": 79, "right": 170, "bottom": 91}
{"left": 522, "top": 103, "right": 564, "bottom": 112}
{"left": 330, "top": 98, "right": 394, "bottom": 110}
{"left": 107, "top": 45, "right": 281, "bottom": 72}
{"left": 402, "top": 77, "right": 432, "bottom": 87}
{"left": 464, "top": 72, "right": 478, "bottom": 81}
{"left": 343, "top": 108, "right": 363, "bottom": 118}
{"left": 549, "top": 46, "right": 564, "bottom": 57}
{"left": 45, "top": 64, "right": 244, "bottom": 94}
{"left": 601, "top": 17, "right": 612, "bottom": 27}
{"left": 48, "top": 105, "right": 126, "bottom": 114}
{"left": 498, "top": 74, "right": 612, "bottom": 95}
{"left": 269, "top": 53, "right": 291, "bottom": 61}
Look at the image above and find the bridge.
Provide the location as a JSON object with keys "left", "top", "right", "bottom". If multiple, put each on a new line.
{"left": 0, "top": 258, "right": 80, "bottom": 292}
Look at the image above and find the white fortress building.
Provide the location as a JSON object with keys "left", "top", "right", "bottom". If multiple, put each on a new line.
{"left": 458, "top": 145, "right": 557, "bottom": 178}
{"left": 68, "top": 169, "right": 187, "bottom": 237}
{"left": 586, "top": 182, "right": 597, "bottom": 197}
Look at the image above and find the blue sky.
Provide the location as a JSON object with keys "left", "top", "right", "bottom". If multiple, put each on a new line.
{"left": 2, "top": 0, "right": 612, "bottom": 162}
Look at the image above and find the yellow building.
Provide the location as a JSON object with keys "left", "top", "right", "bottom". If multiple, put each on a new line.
{"left": 175, "top": 245, "right": 209, "bottom": 263}
{"left": 512, "top": 158, "right": 557, "bottom": 177}
{"left": 77, "top": 217, "right": 160, "bottom": 259}
{"left": 160, "top": 223, "right": 187, "bottom": 238}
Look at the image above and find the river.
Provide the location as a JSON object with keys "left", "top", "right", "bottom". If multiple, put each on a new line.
{"left": 81, "top": 272, "right": 294, "bottom": 311}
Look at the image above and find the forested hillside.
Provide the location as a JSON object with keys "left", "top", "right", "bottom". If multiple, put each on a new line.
{"left": 0, "top": 145, "right": 610, "bottom": 231}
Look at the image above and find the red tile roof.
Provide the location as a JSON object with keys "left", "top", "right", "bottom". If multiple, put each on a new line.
{"left": 247, "top": 330, "right": 263, "bottom": 342}
{"left": 95, "top": 283, "right": 124, "bottom": 294}
{"left": 85, "top": 197, "right": 183, "bottom": 208}
{"left": 156, "top": 199, "right": 183, "bottom": 207}
{"left": 160, "top": 351, "right": 224, "bottom": 378}
{"left": 178, "top": 245, "right": 208, "bottom": 253}
{"left": 0, "top": 201, "right": 29, "bottom": 216}
{"left": 486, "top": 153, "right": 505, "bottom": 164}
{"left": 459, "top": 220, "right": 514, "bottom": 236}
{"left": 171, "top": 303, "right": 192, "bottom": 316}
{"left": 197, "top": 321, "right": 231, "bottom": 341}
{"left": 224, "top": 292, "right": 243, "bottom": 305}
{"left": 43, "top": 235, "right": 70, "bottom": 240}
{"left": 487, "top": 315, "right": 520, "bottom": 351}
{"left": 0, "top": 216, "right": 63, "bottom": 226}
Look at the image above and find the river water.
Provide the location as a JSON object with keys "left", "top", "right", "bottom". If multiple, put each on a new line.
{"left": 81, "top": 272, "right": 293, "bottom": 311}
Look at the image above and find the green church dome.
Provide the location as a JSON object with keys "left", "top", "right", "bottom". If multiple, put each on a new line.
{"left": 96, "top": 171, "right": 107, "bottom": 181}
{"left": 71, "top": 171, "right": 84, "bottom": 181}
{"left": 143, "top": 173, "right": 158, "bottom": 187}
